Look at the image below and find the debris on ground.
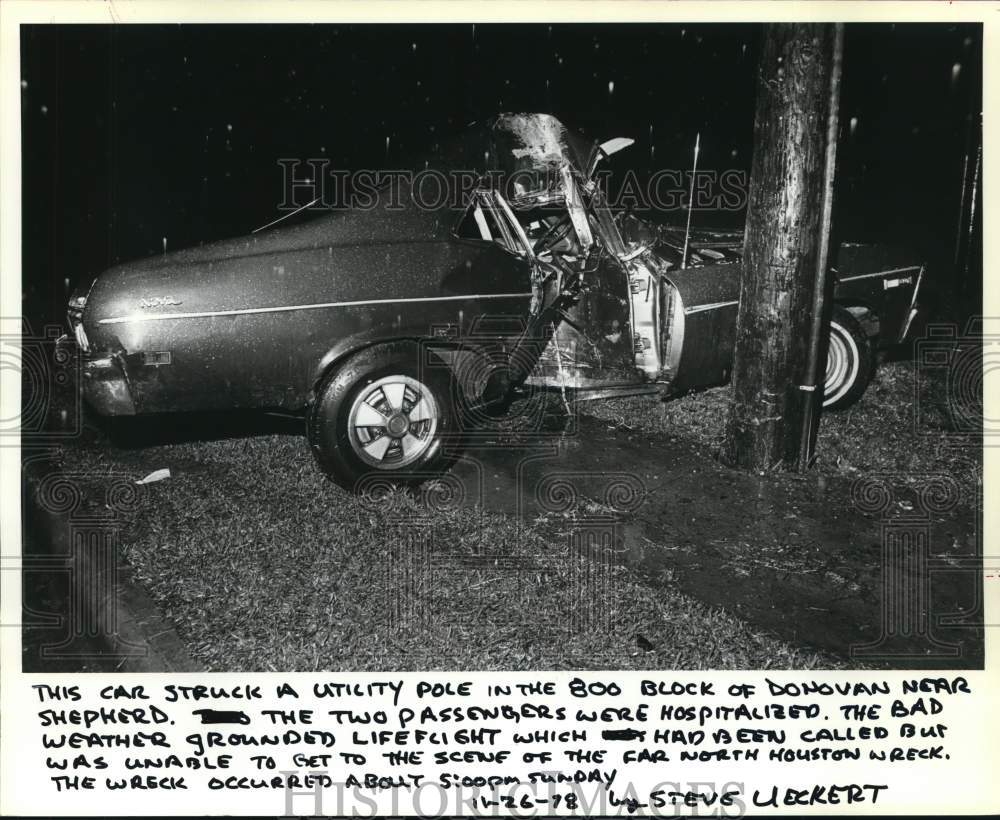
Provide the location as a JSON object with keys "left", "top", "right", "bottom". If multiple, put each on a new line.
{"left": 136, "top": 468, "right": 172, "bottom": 485}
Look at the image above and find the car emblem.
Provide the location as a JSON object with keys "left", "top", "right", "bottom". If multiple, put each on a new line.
{"left": 139, "top": 296, "right": 182, "bottom": 308}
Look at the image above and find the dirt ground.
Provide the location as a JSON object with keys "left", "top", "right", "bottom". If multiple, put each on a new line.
{"left": 22, "top": 359, "right": 983, "bottom": 671}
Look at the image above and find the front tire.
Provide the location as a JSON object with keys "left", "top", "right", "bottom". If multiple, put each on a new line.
{"left": 308, "top": 342, "right": 459, "bottom": 490}
{"left": 823, "top": 306, "right": 874, "bottom": 411}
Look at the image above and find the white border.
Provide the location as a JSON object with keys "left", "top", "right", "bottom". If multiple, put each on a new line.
{"left": 2, "top": 3, "right": 998, "bottom": 817}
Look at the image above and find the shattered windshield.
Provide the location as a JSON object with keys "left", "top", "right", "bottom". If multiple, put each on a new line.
{"left": 502, "top": 173, "right": 629, "bottom": 268}
{"left": 519, "top": 205, "right": 580, "bottom": 255}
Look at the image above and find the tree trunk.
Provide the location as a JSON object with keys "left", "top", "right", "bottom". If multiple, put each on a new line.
{"left": 724, "top": 23, "right": 837, "bottom": 471}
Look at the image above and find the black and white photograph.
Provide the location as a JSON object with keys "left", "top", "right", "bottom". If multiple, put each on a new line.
{"left": 15, "top": 17, "right": 986, "bottom": 675}
{"left": 4, "top": 3, "right": 999, "bottom": 816}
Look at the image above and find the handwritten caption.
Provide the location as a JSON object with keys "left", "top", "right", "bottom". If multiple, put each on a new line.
{"left": 29, "top": 674, "right": 972, "bottom": 814}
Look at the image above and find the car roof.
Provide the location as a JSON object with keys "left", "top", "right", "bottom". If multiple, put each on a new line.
{"left": 414, "top": 113, "right": 596, "bottom": 179}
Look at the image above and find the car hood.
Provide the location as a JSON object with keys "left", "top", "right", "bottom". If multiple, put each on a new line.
{"left": 84, "top": 113, "right": 600, "bottom": 306}
{"left": 642, "top": 222, "right": 745, "bottom": 269}
{"left": 81, "top": 194, "right": 463, "bottom": 334}
{"left": 100, "top": 200, "right": 447, "bottom": 278}
{"left": 85, "top": 194, "right": 455, "bottom": 299}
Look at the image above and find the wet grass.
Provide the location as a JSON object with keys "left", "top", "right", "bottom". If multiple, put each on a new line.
{"left": 49, "top": 353, "right": 976, "bottom": 672}
{"left": 583, "top": 358, "right": 982, "bottom": 505}
{"left": 55, "top": 426, "right": 844, "bottom": 672}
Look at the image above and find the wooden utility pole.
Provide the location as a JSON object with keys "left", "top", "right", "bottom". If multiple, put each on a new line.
{"left": 724, "top": 23, "right": 840, "bottom": 471}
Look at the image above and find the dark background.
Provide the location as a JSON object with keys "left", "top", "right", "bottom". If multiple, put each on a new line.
{"left": 21, "top": 23, "right": 982, "bottom": 328}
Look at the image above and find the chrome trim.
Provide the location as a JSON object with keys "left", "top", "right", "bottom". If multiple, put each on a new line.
{"left": 347, "top": 374, "right": 440, "bottom": 469}
{"left": 663, "top": 284, "right": 684, "bottom": 376}
{"left": 67, "top": 306, "right": 90, "bottom": 353}
{"left": 492, "top": 190, "right": 534, "bottom": 258}
{"left": 80, "top": 354, "right": 136, "bottom": 415}
{"left": 72, "top": 321, "right": 90, "bottom": 352}
{"left": 97, "top": 292, "right": 534, "bottom": 326}
{"left": 684, "top": 299, "right": 739, "bottom": 315}
{"left": 898, "top": 265, "right": 926, "bottom": 342}
{"left": 837, "top": 265, "right": 922, "bottom": 282}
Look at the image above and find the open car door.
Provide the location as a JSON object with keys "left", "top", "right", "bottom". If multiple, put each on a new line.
{"left": 509, "top": 169, "right": 651, "bottom": 397}
{"left": 467, "top": 114, "right": 650, "bottom": 402}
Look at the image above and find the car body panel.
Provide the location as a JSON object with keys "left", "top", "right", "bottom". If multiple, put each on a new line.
{"left": 662, "top": 262, "right": 742, "bottom": 393}
{"left": 832, "top": 242, "right": 925, "bottom": 343}
{"left": 523, "top": 254, "right": 636, "bottom": 389}
{"left": 69, "top": 113, "right": 926, "bottom": 421}
{"left": 80, "top": 182, "right": 536, "bottom": 414}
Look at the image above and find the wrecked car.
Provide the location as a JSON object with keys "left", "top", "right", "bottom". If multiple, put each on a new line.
{"left": 66, "top": 113, "right": 925, "bottom": 489}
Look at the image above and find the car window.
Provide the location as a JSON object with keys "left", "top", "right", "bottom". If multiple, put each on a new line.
{"left": 514, "top": 205, "right": 580, "bottom": 254}
{"left": 454, "top": 192, "right": 519, "bottom": 253}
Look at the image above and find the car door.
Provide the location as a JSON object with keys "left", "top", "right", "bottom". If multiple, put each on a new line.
{"left": 508, "top": 175, "right": 644, "bottom": 393}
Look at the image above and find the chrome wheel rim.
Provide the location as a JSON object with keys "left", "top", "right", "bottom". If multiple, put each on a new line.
{"left": 347, "top": 375, "right": 440, "bottom": 469}
{"left": 824, "top": 321, "right": 859, "bottom": 406}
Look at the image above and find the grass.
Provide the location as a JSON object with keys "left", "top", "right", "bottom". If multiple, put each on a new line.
{"left": 50, "top": 354, "right": 977, "bottom": 673}
{"left": 55, "top": 427, "right": 843, "bottom": 672}
{"left": 583, "top": 358, "right": 982, "bottom": 504}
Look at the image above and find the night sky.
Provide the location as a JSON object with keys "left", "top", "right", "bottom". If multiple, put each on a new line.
{"left": 21, "top": 23, "right": 981, "bottom": 326}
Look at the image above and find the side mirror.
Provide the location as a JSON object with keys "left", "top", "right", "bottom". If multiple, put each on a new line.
{"left": 587, "top": 137, "right": 635, "bottom": 177}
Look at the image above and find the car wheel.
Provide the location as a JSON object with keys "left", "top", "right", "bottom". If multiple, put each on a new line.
{"left": 823, "top": 306, "right": 874, "bottom": 411}
{"left": 308, "top": 341, "right": 459, "bottom": 490}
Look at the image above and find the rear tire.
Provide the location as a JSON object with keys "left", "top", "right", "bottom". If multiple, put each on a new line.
{"left": 823, "top": 306, "right": 874, "bottom": 411}
{"left": 307, "top": 342, "right": 459, "bottom": 490}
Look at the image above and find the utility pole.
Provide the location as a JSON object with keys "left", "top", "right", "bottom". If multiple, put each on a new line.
{"left": 724, "top": 23, "right": 842, "bottom": 471}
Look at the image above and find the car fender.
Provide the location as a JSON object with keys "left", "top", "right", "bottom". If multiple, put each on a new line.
{"left": 309, "top": 327, "right": 507, "bottom": 408}
{"left": 661, "top": 262, "right": 741, "bottom": 394}
{"left": 832, "top": 243, "right": 925, "bottom": 344}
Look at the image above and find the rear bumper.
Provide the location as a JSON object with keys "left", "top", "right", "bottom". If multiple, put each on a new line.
{"left": 80, "top": 354, "right": 136, "bottom": 416}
